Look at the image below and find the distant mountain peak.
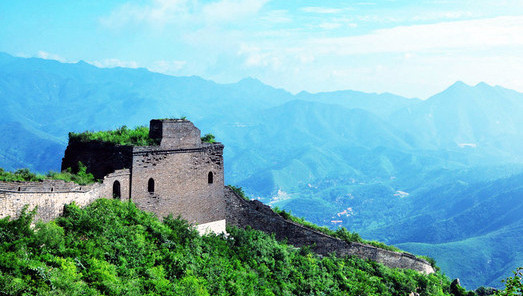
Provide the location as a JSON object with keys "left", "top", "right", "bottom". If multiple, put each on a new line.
{"left": 238, "top": 77, "right": 262, "bottom": 84}
{"left": 475, "top": 82, "right": 490, "bottom": 88}
{"left": 448, "top": 81, "right": 470, "bottom": 89}
{"left": 445, "top": 81, "right": 495, "bottom": 92}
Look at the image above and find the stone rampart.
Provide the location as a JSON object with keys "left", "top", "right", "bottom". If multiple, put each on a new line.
{"left": 224, "top": 187, "right": 434, "bottom": 274}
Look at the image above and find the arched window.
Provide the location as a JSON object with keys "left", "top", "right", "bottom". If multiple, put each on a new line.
{"left": 17, "top": 187, "right": 21, "bottom": 192}
{"left": 208, "top": 172, "right": 214, "bottom": 184}
{"left": 113, "top": 181, "right": 121, "bottom": 199}
{"left": 51, "top": 187, "right": 54, "bottom": 192}
{"left": 148, "top": 178, "right": 155, "bottom": 193}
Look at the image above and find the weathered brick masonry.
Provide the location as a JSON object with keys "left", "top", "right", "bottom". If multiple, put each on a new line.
{"left": 130, "top": 143, "right": 225, "bottom": 225}
{"left": 0, "top": 170, "right": 128, "bottom": 221}
{"left": 61, "top": 119, "right": 226, "bottom": 227}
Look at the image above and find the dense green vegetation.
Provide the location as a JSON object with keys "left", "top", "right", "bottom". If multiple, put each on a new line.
{"left": 69, "top": 125, "right": 217, "bottom": 146}
{"left": 69, "top": 126, "right": 158, "bottom": 146}
{"left": 228, "top": 185, "right": 250, "bottom": 201}
{"left": 273, "top": 206, "right": 403, "bottom": 253}
{"left": 201, "top": 133, "right": 216, "bottom": 143}
{"left": 0, "top": 199, "right": 460, "bottom": 296}
{"left": 495, "top": 267, "right": 522, "bottom": 296}
{"left": 0, "top": 162, "right": 96, "bottom": 185}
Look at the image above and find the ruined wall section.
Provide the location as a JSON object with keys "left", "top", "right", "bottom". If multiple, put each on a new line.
{"left": 149, "top": 119, "right": 201, "bottom": 149}
{"left": 225, "top": 187, "right": 434, "bottom": 274}
{"left": 61, "top": 141, "right": 133, "bottom": 180}
{"left": 131, "top": 143, "right": 225, "bottom": 225}
{"left": 0, "top": 169, "right": 130, "bottom": 222}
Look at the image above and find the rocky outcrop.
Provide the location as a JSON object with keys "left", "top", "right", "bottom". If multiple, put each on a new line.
{"left": 224, "top": 187, "right": 434, "bottom": 274}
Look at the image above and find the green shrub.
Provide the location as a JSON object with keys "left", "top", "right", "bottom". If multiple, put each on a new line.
{"left": 496, "top": 267, "right": 523, "bottom": 296}
{"left": 0, "top": 168, "right": 45, "bottom": 182}
{"left": 201, "top": 133, "right": 216, "bottom": 143}
{"left": 273, "top": 205, "right": 404, "bottom": 252}
{"left": 70, "top": 125, "right": 218, "bottom": 146}
{"left": 0, "top": 198, "right": 460, "bottom": 295}
{"left": 0, "top": 162, "right": 96, "bottom": 185}
{"left": 69, "top": 125, "right": 158, "bottom": 146}
{"left": 228, "top": 185, "right": 249, "bottom": 201}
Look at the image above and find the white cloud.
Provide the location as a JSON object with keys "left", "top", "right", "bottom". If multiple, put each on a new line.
{"left": 89, "top": 59, "right": 140, "bottom": 69}
{"left": 318, "top": 22, "right": 342, "bottom": 30}
{"left": 202, "top": 0, "right": 269, "bottom": 23}
{"left": 259, "top": 9, "right": 292, "bottom": 23}
{"left": 88, "top": 58, "right": 187, "bottom": 75}
{"left": 101, "top": 0, "right": 268, "bottom": 28}
{"left": 306, "top": 16, "right": 523, "bottom": 55}
{"left": 237, "top": 44, "right": 282, "bottom": 69}
{"left": 96, "top": 2, "right": 523, "bottom": 98}
{"left": 100, "top": 0, "right": 190, "bottom": 28}
{"left": 301, "top": 7, "right": 344, "bottom": 14}
{"left": 36, "top": 51, "right": 67, "bottom": 63}
{"left": 148, "top": 60, "right": 186, "bottom": 74}
{"left": 411, "top": 10, "right": 475, "bottom": 22}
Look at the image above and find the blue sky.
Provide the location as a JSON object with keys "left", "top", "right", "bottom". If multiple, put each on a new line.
{"left": 2, "top": 0, "right": 523, "bottom": 98}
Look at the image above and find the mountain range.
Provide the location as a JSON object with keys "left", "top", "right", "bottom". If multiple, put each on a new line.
{"left": 1, "top": 52, "right": 522, "bottom": 289}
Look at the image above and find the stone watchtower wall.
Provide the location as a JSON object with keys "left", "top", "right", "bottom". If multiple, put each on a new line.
{"left": 131, "top": 120, "right": 226, "bottom": 227}
{"left": 59, "top": 119, "right": 226, "bottom": 230}
{"left": 224, "top": 187, "right": 435, "bottom": 274}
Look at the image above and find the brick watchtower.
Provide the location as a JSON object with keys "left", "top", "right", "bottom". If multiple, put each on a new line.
{"left": 61, "top": 119, "right": 226, "bottom": 233}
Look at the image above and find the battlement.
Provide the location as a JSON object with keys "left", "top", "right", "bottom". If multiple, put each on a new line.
{"left": 0, "top": 180, "right": 88, "bottom": 193}
{"left": 149, "top": 119, "right": 202, "bottom": 149}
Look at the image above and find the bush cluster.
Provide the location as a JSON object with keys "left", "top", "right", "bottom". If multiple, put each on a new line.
{"left": 201, "top": 133, "right": 216, "bottom": 143}
{"left": 228, "top": 185, "right": 250, "bottom": 201}
{"left": 0, "top": 199, "right": 460, "bottom": 295}
{"left": 273, "top": 207, "right": 403, "bottom": 253}
{"left": 69, "top": 126, "right": 218, "bottom": 146}
{"left": 0, "top": 162, "right": 96, "bottom": 185}
{"left": 69, "top": 126, "right": 158, "bottom": 146}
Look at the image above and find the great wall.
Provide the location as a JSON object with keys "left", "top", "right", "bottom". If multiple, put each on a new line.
{"left": 0, "top": 119, "right": 434, "bottom": 274}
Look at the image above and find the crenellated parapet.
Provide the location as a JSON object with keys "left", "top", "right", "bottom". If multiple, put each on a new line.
{"left": 0, "top": 180, "right": 87, "bottom": 193}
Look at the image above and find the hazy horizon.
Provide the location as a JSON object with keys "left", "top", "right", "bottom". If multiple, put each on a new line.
{"left": 2, "top": 0, "right": 523, "bottom": 99}
{"left": 1, "top": 51, "right": 516, "bottom": 100}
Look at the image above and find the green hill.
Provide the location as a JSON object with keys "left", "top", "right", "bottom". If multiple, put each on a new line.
{"left": 0, "top": 199, "right": 456, "bottom": 296}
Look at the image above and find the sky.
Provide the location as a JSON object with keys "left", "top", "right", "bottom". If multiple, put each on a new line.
{"left": 1, "top": 0, "right": 523, "bottom": 98}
